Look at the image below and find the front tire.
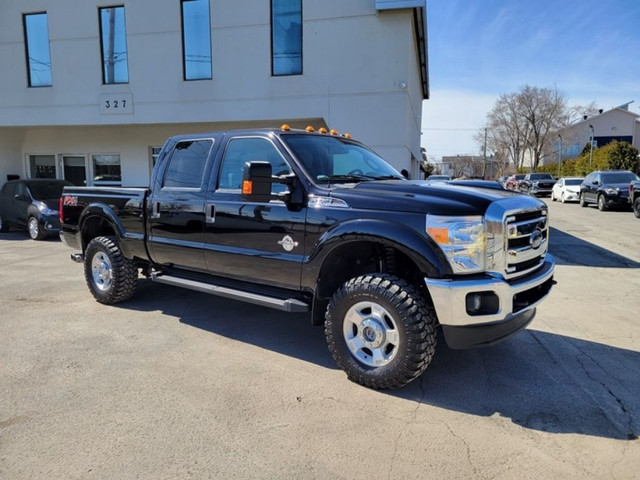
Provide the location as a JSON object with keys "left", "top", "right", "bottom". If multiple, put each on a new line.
{"left": 633, "top": 197, "right": 640, "bottom": 219}
{"left": 597, "top": 194, "right": 607, "bottom": 211}
{"left": 84, "top": 236, "right": 138, "bottom": 304}
{"left": 28, "top": 216, "right": 45, "bottom": 240}
{"left": 325, "top": 274, "right": 437, "bottom": 390}
{"left": 0, "top": 216, "right": 9, "bottom": 233}
{"left": 560, "top": 193, "right": 566, "bottom": 203}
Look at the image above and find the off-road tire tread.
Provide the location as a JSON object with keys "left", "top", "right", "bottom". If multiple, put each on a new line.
{"left": 325, "top": 274, "right": 437, "bottom": 390}
{"left": 84, "top": 236, "right": 137, "bottom": 304}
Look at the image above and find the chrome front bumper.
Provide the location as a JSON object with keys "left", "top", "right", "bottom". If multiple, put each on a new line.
{"left": 425, "top": 255, "right": 555, "bottom": 329}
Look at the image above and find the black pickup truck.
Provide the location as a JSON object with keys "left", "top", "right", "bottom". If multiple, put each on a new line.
{"left": 60, "top": 126, "right": 555, "bottom": 389}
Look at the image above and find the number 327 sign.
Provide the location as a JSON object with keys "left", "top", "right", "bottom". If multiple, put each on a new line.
{"left": 100, "top": 93, "right": 133, "bottom": 115}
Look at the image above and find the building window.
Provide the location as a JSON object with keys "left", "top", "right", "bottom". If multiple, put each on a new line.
{"left": 28, "top": 155, "right": 56, "bottom": 178}
{"left": 23, "top": 12, "right": 53, "bottom": 87}
{"left": 271, "top": 0, "right": 302, "bottom": 76}
{"left": 92, "top": 154, "right": 121, "bottom": 185}
{"left": 99, "top": 6, "right": 129, "bottom": 84}
{"left": 181, "top": 0, "right": 212, "bottom": 80}
{"left": 163, "top": 140, "right": 212, "bottom": 188}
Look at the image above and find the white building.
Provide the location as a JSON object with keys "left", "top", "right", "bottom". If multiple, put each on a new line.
{"left": 0, "top": 0, "right": 428, "bottom": 187}
{"left": 551, "top": 101, "right": 640, "bottom": 164}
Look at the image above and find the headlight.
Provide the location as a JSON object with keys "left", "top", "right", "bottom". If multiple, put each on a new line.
{"left": 604, "top": 188, "right": 619, "bottom": 195}
{"left": 426, "top": 215, "right": 486, "bottom": 274}
{"left": 37, "top": 203, "right": 58, "bottom": 215}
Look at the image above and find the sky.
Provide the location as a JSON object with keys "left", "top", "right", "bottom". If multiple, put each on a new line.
{"left": 421, "top": 0, "right": 640, "bottom": 162}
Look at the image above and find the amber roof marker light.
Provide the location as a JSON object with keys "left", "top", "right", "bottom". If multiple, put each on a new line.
{"left": 280, "top": 124, "right": 291, "bottom": 131}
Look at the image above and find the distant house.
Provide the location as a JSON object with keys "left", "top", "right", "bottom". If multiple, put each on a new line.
{"left": 547, "top": 102, "right": 640, "bottom": 165}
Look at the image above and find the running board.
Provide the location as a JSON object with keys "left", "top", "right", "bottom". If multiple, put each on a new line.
{"left": 150, "top": 272, "right": 310, "bottom": 313}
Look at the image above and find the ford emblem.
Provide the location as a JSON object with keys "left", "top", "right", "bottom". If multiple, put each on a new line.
{"left": 529, "top": 229, "right": 543, "bottom": 250}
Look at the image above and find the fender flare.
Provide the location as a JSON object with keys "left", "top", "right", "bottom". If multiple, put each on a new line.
{"left": 304, "top": 218, "right": 450, "bottom": 285}
{"left": 78, "top": 203, "right": 129, "bottom": 254}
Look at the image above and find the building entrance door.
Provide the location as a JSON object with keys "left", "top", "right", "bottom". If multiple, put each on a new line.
{"left": 61, "top": 156, "right": 87, "bottom": 186}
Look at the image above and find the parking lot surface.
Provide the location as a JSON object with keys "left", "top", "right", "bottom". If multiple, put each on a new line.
{"left": 1, "top": 199, "right": 639, "bottom": 479}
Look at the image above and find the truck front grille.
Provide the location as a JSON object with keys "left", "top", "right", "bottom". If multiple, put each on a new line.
{"left": 504, "top": 209, "right": 548, "bottom": 279}
{"left": 485, "top": 197, "right": 550, "bottom": 281}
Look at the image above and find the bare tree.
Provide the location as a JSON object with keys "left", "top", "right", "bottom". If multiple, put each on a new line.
{"left": 480, "top": 85, "right": 575, "bottom": 170}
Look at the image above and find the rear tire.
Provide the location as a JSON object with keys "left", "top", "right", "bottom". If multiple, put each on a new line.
{"left": 325, "top": 274, "right": 437, "bottom": 390}
{"left": 84, "top": 236, "right": 138, "bottom": 304}
{"left": 579, "top": 193, "right": 588, "bottom": 207}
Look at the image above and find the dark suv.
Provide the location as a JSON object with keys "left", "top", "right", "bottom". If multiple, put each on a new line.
{"left": 579, "top": 170, "right": 640, "bottom": 211}
{"left": 519, "top": 173, "right": 555, "bottom": 196}
{"left": 0, "top": 179, "right": 72, "bottom": 239}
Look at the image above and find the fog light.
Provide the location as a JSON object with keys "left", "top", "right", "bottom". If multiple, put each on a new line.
{"left": 465, "top": 292, "right": 500, "bottom": 315}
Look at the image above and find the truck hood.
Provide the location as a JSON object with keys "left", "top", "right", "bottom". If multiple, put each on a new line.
{"left": 330, "top": 180, "right": 539, "bottom": 216}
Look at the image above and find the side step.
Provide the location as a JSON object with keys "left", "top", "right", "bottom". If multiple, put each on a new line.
{"left": 150, "top": 272, "right": 310, "bottom": 313}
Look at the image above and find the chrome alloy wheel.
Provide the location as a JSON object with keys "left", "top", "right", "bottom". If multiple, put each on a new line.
{"left": 343, "top": 301, "right": 400, "bottom": 367}
{"left": 28, "top": 217, "right": 40, "bottom": 239}
{"left": 91, "top": 251, "right": 113, "bottom": 291}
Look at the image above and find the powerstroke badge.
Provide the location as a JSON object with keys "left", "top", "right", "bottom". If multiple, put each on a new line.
{"left": 277, "top": 235, "right": 299, "bottom": 252}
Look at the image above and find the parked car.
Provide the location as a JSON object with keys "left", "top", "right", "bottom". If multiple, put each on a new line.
{"left": 426, "top": 174, "right": 451, "bottom": 182}
{"left": 505, "top": 174, "right": 525, "bottom": 191}
{"left": 0, "top": 179, "right": 72, "bottom": 239}
{"left": 519, "top": 173, "right": 555, "bottom": 196}
{"left": 551, "top": 177, "right": 584, "bottom": 203}
{"left": 579, "top": 170, "right": 640, "bottom": 211}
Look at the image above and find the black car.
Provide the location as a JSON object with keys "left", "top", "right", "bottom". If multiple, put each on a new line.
{"left": 579, "top": 170, "right": 640, "bottom": 211}
{"left": 0, "top": 179, "right": 72, "bottom": 239}
{"left": 519, "top": 173, "right": 555, "bottom": 196}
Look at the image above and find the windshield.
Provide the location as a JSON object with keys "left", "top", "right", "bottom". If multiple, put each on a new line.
{"left": 565, "top": 179, "right": 583, "bottom": 186}
{"left": 281, "top": 134, "right": 403, "bottom": 184}
{"left": 27, "top": 181, "right": 71, "bottom": 200}
{"left": 601, "top": 172, "right": 639, "bottom": 184}
{"left": 530, "top": 173, "right": 553, "bottom": 180}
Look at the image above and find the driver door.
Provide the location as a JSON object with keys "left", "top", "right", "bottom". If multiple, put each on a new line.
{"left": 203, "top": 135, "right": 306, "bottom": 290}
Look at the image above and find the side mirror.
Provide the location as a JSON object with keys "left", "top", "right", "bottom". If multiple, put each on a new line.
{"left": 242, "top": 161, "right": 274, "bottom": 203}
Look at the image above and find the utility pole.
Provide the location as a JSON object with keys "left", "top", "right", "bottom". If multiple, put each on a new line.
{"left": 557, "top": 133, "right": 562, "bottom": 178}
{"left": 589, "top": 124, "right": 594, "bottom": 170}
{"left": 482, "top": 128, "right": 487, "bottom": 179}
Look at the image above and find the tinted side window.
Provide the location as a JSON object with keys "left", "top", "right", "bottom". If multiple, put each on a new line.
{"left": 2, "top": 183, "right": 15, "bottom": 196}
{"left": 218, "top": 137, "right": 290, "bottom": 193}
{"left": 163, "top": 139, "right": 212, "bottom": 188}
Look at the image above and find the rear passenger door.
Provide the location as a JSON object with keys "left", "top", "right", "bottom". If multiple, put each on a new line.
{"left": 203, "top": 134, "right": 306, "bottom": 290}
{"left": 147, "top": 137, "right": 218, "bottom": 272}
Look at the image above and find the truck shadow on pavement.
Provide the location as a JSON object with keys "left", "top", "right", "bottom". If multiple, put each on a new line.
{"left": 549, "top": 227, "right": 640, "bottom": 268}
{"left": 127, "top": 280, "right": 639, "bottom": 441}
{"left": 395, "top": 330, "right": 640, "bottom": 441}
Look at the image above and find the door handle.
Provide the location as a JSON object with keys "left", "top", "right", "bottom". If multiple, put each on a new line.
{"left": 206, "top": 203, "right": 215, "bottom": 224}
{"left": 150, "top": 201, "right": 160, "bottom": 219}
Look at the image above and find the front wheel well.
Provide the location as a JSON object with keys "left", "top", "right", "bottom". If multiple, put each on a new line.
{"left": 311, "top": 241, "right": 428, "bottom": 326}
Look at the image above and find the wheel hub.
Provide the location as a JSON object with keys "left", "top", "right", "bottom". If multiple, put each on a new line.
{"left": 91, "top": 252, "right": 113, "bottom": 291}
{"left": 343, "top": 301, "right": 399, "bottom": 368}
{"left": 361, "top": 319, "right": 385, "bottom": 348}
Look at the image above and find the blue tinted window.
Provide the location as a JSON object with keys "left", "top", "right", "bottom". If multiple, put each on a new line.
{"left": 99, "top": 6, "right": 129, "bottom": 84}
{"left": 271, "top": 0, "right": 302, "bottom": 76}
{"left": 23, "top": 13, "right": 52, "bottom": 87}
{"left": 181, "top": 0, "right": 212, "bottom": 80}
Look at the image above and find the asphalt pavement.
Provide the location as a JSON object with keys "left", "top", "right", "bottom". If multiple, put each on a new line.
{"left": 1, "top": 199, "right": 639, "bottom": 479}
